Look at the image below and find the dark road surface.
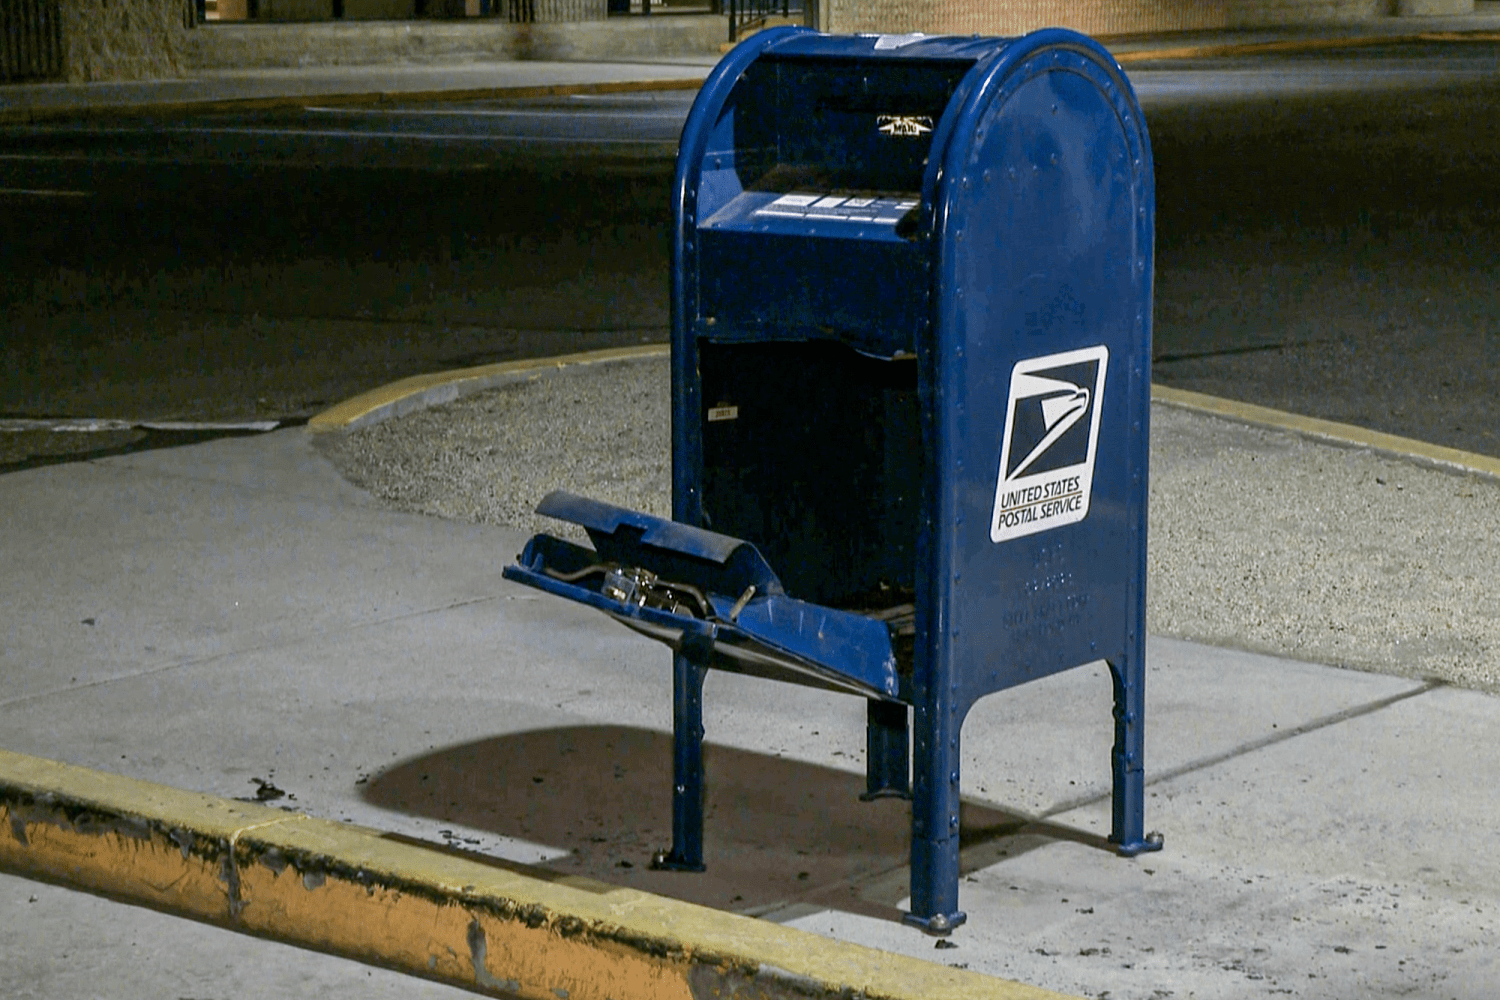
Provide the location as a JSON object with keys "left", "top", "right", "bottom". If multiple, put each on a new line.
{"left": 0, "top": 92, "right": 685, "bottom": 466}
{"left": 0, "top": 90, "right": 688, "bottom": 170}
{"left": 3, "top": 44, "right": 1500, "bottom": 467}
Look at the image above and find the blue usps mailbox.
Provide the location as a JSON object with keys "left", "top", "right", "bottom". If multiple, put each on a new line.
{"left": 504, "top": 26, "right": 1160, "bottom": 933}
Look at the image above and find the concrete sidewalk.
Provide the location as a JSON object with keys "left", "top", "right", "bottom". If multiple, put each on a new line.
{"left": 2, "top": 353, "right": 1497, "bottom": 999}
{"left": 0, "top": 55, "right": 716, "bottom": 123}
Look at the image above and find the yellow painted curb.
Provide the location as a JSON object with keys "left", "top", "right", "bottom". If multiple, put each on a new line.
{"left": 0, "top": 77, "right": 705, "bottom": 126}
{"left": 0, "top": 749, "right": 1074, "bottom": 1000}
{"left": 307, "top": 343, "right": 670, "bottom": 434}
{"left": 313, "top": 349, "right": 1500, "bottom": 484}
{"left": 1419, "top": 30, "right": 1500, "bottom": 43}
{"left": 1111, "top": 28, "right": 1500, "bottom": 63}
{"left": 307, "top": 346, "right": 1500, "bottom": 482}
{"left": 1152, "top": 384, "right": 1500, "bottom": 480}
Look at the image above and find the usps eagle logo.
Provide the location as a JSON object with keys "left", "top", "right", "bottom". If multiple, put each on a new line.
{"left": 990, "top": 346, "right": 1109, "bottom": 543}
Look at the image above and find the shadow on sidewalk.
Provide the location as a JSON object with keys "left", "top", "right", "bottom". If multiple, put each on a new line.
{"left": 363, "top": 724, "right": 1112, "bottom": 921}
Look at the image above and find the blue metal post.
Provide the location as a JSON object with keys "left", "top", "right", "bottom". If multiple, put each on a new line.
{"left": 1110, "top": 314, "right": 1160, "bottom": 858}
{"left": 904, "top": 685, "right": 966, "bottom": 933}
{"left": 654, "top": 652, "right": 707, "bottom": 871}
{"left": 1109, "top": 654, "right": 1161, "bottom": 856}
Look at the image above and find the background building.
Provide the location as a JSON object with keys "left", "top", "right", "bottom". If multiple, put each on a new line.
{"left": 0, "top": 0, "right": 1480, "bottom": 84}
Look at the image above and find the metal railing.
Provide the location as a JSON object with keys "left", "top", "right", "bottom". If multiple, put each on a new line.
{"left": 727, "top": 0, "right": 804, "bottom": 42}
{"left": 1, "top": 0, "right": 64, "bottom": 82}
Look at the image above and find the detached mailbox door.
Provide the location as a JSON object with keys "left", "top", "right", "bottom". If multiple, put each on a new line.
{"left": 505, "top": 26, "right": 1159, "bottom": 935}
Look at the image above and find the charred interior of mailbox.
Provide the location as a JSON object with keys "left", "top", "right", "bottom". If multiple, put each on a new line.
{"left": 692, "top": 56, "right": 977, "bottom": 670}
{"left": 732, "top": 54, "right": 971, "bottom": 195}
{"left": 699, "top": 342, "right": 921, "bottom": 672}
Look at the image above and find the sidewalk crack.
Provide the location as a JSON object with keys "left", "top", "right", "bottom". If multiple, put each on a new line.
{"left": 0, "top": 595, "right": 500, "bottom": 711}
{"left": 1040, "top": 678, "right": 1444, "bottom": 820}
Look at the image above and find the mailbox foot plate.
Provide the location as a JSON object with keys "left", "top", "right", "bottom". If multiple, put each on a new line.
{"left": 1112, "top": 830, "right": 1165, "bottom": 858}
{"left": 901, "top": 909, "right": 967, "bottom": 936}
{"left": 649, "top": 849, "right": 706, "bottom": 873}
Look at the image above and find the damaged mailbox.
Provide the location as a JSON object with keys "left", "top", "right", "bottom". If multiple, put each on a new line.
{"left": 504, "top": 26, "right": 1161, "bottom": 933}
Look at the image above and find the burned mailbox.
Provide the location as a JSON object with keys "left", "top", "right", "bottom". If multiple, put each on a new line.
{"left": 503, "top": 26, "right": 1160, "bottom": 933}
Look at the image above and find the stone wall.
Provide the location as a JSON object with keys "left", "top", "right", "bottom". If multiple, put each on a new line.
{"left": 179, "top": 12, "right": 718, "bottom": 68}
{"left": 11, "top": 0, "right": 1478, "bottom": 83}
{"left": 823, "top": 0, "right": 1427, "bottom": 36}
{"left": 18, "top": 0, "right": 614, "bottom": 81}
{"left": 58, "top": 0, "right": 190, "bottom": 81}
{"left": 1395, "top": 0, "right": 1473, "bottom": 13}
{"left": 237, "top": 0, "right": 604, "bottom": 22}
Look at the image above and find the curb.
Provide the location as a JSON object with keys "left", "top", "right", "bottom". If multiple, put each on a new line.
{"left": 1110, "top": 28, "right": 1500, "bottom": 62}
{"left": 311, "top": 348, "right": 1500, "bottom": 483}
{"left": 1151, "top": 384, "right": 1500, "bottom": 481}
{"left": 306, "top": 343, "right": 670, "bottom": 434}
{"left": 0, "top": 749, "right": 1073, "bottom": 1000}
{"left": 0, "top": 77, "right": 705, "bottom": 126}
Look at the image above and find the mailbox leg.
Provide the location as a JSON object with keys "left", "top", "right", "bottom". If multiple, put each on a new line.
{"left": 861, "top": 699, "right": 911, "bottom": 801}
{"left": 903, "top": 698, "right": 966, "bottom": 935}
{"left": 653, "top": 652, "right": 708, "bottom": 872}
{"left": 1108, "top": 655, "right": 1163, "bottom": 857}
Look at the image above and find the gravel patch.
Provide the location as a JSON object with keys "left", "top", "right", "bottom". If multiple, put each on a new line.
{"left": 1150, "top": 404, "right": 1500, "bottom": 692}
{"left": 317, "top": 355, "right": 1500, "bottom": 694}
{"left": 316, "top": 361, "right": 671, "bottom": 545}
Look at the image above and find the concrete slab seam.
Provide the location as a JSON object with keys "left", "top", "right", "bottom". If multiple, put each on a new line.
{"left": 0, "top": 596, "right": 502, "bottom": 715}
{"left": 1037, "top": 679, "right": 1442, "bottom": 821}
{"left": 0, "top": 749, "right": 1077, "bottom": 1000}
{"left": 1151, "top": 384, "right": 1500, "bottom": 481}
{"left": 306, "top": 343, "right": 670, "bottom": 434}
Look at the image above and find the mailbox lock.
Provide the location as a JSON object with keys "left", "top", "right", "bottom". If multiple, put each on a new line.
{"left": 602, "top": 566, "right": 650, "bottom": 607}
{"left": 544, "top": 562, "right": 714, "bottom": 620}
{"left": 606, "top": 566, "right": 713, "bottom": 619}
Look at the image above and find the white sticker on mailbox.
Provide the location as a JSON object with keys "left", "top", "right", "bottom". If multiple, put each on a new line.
{"left": 990, "top": 345, "right": 1109, "bottom": 544}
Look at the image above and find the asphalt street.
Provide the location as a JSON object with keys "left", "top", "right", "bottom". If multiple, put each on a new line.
{"left": 4, "top": 42, "right": 1500, "bottom": 463}
{"left": 0, "top": 95, "right": 680, "bottom": 463}
{"left": 0, "top": 90, "right": 689, "bottom": 169}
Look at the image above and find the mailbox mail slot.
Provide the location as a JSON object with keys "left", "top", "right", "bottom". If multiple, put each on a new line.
{"left": 504, "top": 26, "right": 1161, "bottom": 933}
